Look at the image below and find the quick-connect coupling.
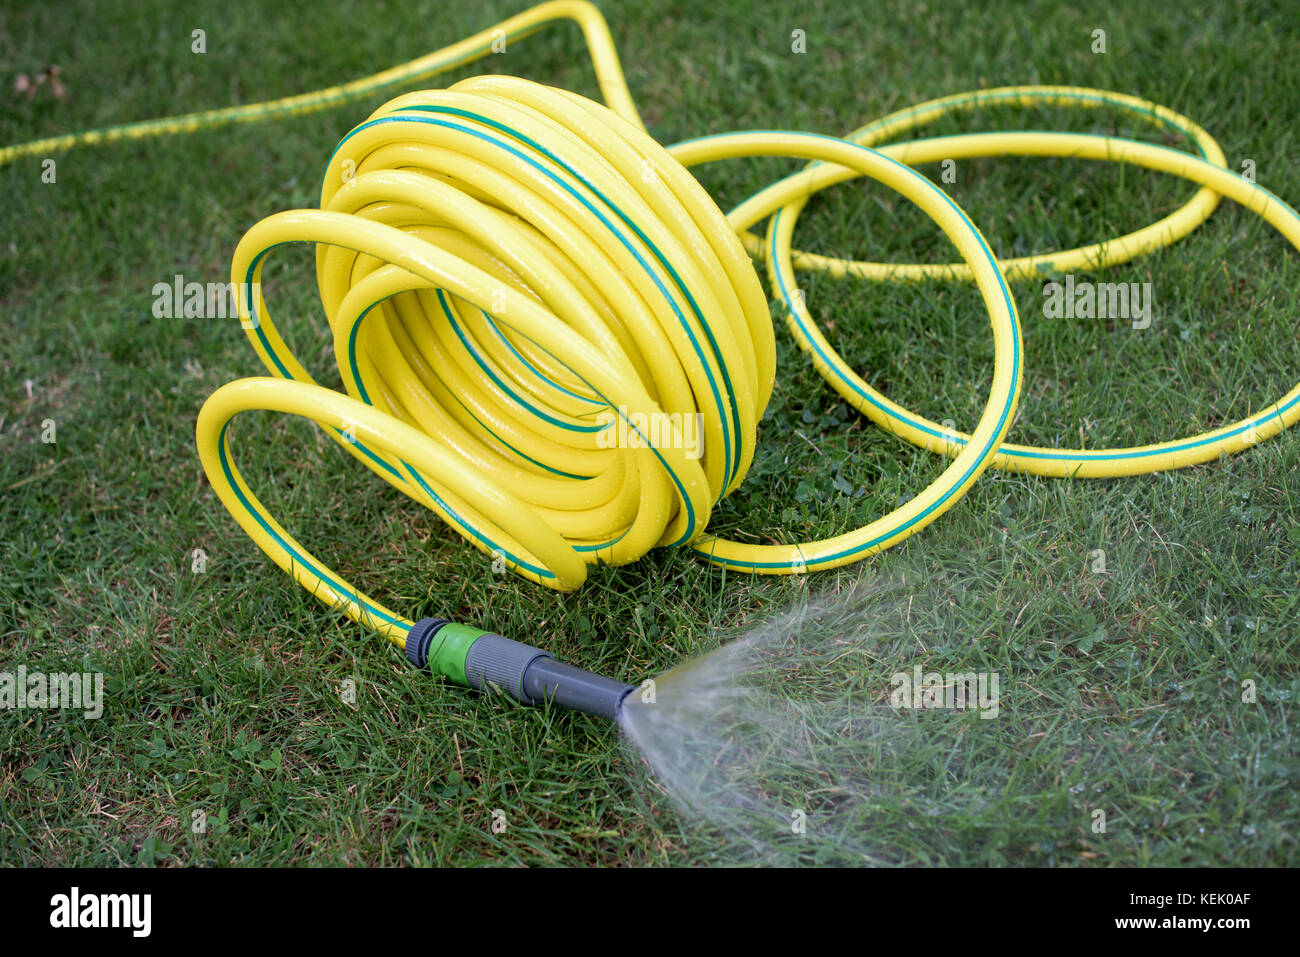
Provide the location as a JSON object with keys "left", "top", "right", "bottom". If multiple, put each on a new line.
{"left": 404, "top": 618, "right": 634, "bottom": 720}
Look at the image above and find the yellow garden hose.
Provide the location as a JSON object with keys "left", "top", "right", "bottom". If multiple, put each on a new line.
{"left": 198, "top": 84, "right": 1019, "bottom": 635}
{"left": 8, "top": 1, "right": 1299, "bottom": 656}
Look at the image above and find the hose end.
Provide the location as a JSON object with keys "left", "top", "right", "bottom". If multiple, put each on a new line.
{"left": 522, "top": 657, "right": 636, "bottom": 721}
{"left": 465, "top": 633, "right": 634, "bottom": 720}
{"left": 404, "top": 617, "right": 450, "bottom": 669}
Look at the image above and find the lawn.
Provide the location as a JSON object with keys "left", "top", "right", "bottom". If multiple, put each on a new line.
{"left": 1, "top": 0, "right": 1297, "bottom": 866}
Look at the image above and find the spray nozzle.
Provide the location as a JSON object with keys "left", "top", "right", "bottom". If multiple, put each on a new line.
{"left": 405, "top": 618, "right": 634, "bottom": 721}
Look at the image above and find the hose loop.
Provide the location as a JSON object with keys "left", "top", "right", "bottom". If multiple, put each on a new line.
{"left": 4, "top": 2, "right": 1282, "bottom": 635}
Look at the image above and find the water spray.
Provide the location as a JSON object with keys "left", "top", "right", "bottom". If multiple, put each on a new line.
{"left": 8, "top": 1, "right": 1300, "bottom": 725}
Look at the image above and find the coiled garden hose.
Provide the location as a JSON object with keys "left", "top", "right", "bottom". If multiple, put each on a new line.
{"left": 9, "top": 1, "right": 1300, "bottom": 717}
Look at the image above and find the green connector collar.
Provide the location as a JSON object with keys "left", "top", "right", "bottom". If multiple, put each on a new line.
{"left": 406, "top": 618, "right": 489, "bottom": 689}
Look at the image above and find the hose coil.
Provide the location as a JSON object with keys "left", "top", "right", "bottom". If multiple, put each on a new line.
{"left": 9, "top": 2, "right": 1292, "bottom": 644}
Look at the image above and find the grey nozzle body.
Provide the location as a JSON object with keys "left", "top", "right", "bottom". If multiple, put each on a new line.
{"left": 463, "top": 632, "right": 551, "bottom": 700}
{"left": 464, "top": 632, "right": 633, "bottom": 721}
{"left": 522, "top": 657, "right": 635, "bottom": 721}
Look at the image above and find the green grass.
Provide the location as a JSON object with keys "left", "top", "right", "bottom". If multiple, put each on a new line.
{"left": 1, "top": 0, "right": 1298, "bottom": 866}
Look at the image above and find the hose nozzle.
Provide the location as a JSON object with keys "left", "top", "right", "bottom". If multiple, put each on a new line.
{"left": 405, "top": 618, "right": 634, "bottom": 721}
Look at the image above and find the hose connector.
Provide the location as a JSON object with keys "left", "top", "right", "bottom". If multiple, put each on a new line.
{"left": 405, "top": 618, "right": 634, "bottom": 720}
